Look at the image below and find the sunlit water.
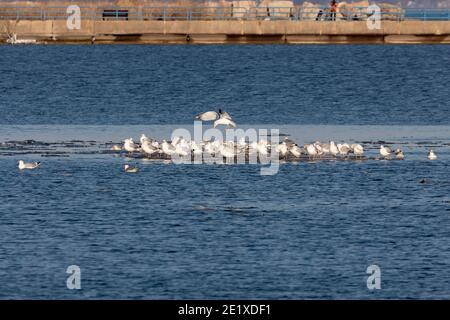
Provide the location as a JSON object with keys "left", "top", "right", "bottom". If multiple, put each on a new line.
{"left": 0, "top": 45, "right": 449, "bottom": 299}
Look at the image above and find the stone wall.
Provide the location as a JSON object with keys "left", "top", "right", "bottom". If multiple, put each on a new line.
{"left": 2, "top": 19, "right": 450, "bottom": 44}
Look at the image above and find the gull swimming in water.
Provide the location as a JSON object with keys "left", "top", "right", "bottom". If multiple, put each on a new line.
{"left": 380, "top": 145, "right": 391, "bottom": 158}
{"left": 18, "top": 160, "right": 40, "bottom": 170}
{"left": 110, "top": 144, "right": 122, "bottom": 151}
{"left": 428, "top": 149, "right": 437, "bottom": 160}
{"left": 124, "top": 164, "right": 139, "bottom": 173}
{"left": 395, "top": 148, "right": 405, "bottom": 160}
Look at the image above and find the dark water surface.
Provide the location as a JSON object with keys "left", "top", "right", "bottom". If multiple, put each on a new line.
{"left": 0, "top": 45, "right": 449, "bottom": 125}
{"left": 0, "top": 45, "right": 449, "bottom": 299}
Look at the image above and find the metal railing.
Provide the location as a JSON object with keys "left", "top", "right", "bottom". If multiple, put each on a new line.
{"left": 299, "top": 6, "right": 404, "bottom": 21}
{"left": 405, "top": 8, "right": 450, "bottom": 21}
{"left": 0, "top": 5, "right": 449, "bottom": 21}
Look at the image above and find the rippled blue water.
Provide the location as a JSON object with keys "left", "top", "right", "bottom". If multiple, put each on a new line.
{"left": 1, "top": 45, "right": 449, "bottom": 125}
{"left": 0, "top": 45, "right": 449, "bottom": 299}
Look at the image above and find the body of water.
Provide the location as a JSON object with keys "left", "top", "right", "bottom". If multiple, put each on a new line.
{"left": 0, "top": 45, "right": 449, "bottom": 299}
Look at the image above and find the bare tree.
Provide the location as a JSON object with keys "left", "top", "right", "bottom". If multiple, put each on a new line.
{"left": 0, "top": 17, "right": 21, "bottom": 43}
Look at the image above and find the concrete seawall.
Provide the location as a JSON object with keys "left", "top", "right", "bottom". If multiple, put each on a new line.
{"left": 3, "top": 20, "right": 450, "bottom": 44}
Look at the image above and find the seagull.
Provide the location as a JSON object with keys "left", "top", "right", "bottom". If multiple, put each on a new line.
{"left": 110, "top": 144, "right": 122, "bottom": 151}
{"left": 171, "top": 136, "right": 181, "bottom": 147}
{"left": 395, "top": 148, "right": 405, "bottom": 160}
{"left": 305, "top": 144, "right": 318, "bottom": 159}
{"left": 219, "top": 144, "right": 235, "bottom": 158}
{"left": 204, "top": 141, "right": 217, "bottom": 155}
{"left": 237, "top": 137, "right": 248, "bottom": 153}
{"left": 380, "top": 145, "right": 391, "bottom": 158}
{"left": 214, "top": 116, "right": 236, "bottom": 129}
{"left": 313, "top": 142, "right": 324, "bottom": 157}
{"left": 140, "top": 134, "right": 155, "bottom": 145}
{"left": 195, "top": 111, "right": 219, "bottom": 121}
{"left": 161, "top": 140, "right": 176, "bottom": 156}
{"left": 124, "top": 164, "right": 139, "bottom": 173}
{"left": 275, "top": 142, "right": 288, "bottom": 158}
{"left": 337, "top": 143, "right": 351, "bottom": 156}
{"left": 283, "top": 137, "right": 297, "bottom": 148}
{"left": 256, "top": 140, "right": 269, "bottom": 155}
{"left": 191, "top": 141, "right": 203, "bottom": 155}
{"left": 18, "top": 160, "right": 40, "bottom": 170}
{"left": 428, "top": 149, "right": 437, "bottom": 160}
{"left": 141, "top": 139, "right": 158, "bottom": 155}
{"left": 218, "top": 109, "right": 232, "bottom": 120}
{"left": 319, "top": 142, "right": 331, "bottom": 155}
{"left": 174, "top": 139, "right": 190, "bottom": 157}
{"left": 351, "top": 144, "right": 364, "bottom": 158}
{"left": 289, "top": 144, "right": 302, "bottom": 158}
{"left": 123, "top": 138, "right": 140, "bottom": 153}
{"left": 195, "top": 109, "right": 235, "bottom": 128}
{"left": 329, "top": 141, "right": 339, "bottom": 157}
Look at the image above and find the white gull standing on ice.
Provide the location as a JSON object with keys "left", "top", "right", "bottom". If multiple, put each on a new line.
{"left": 123, "top": 138, "right": 140, "bottom": 153}
{"left": 351, "top": 144, "right": 364, "bottom": 158}
{"left": 379, "top": 145, "right": 391, "bottom": 158}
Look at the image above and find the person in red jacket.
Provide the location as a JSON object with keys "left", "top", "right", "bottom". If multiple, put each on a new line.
{"left": 330, "top": 0, "right": 338, "bottom": 21}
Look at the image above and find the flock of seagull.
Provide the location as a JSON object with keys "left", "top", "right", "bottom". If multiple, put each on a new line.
{"left": 16, "top": 109, "right": 439, "bottom": 172}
